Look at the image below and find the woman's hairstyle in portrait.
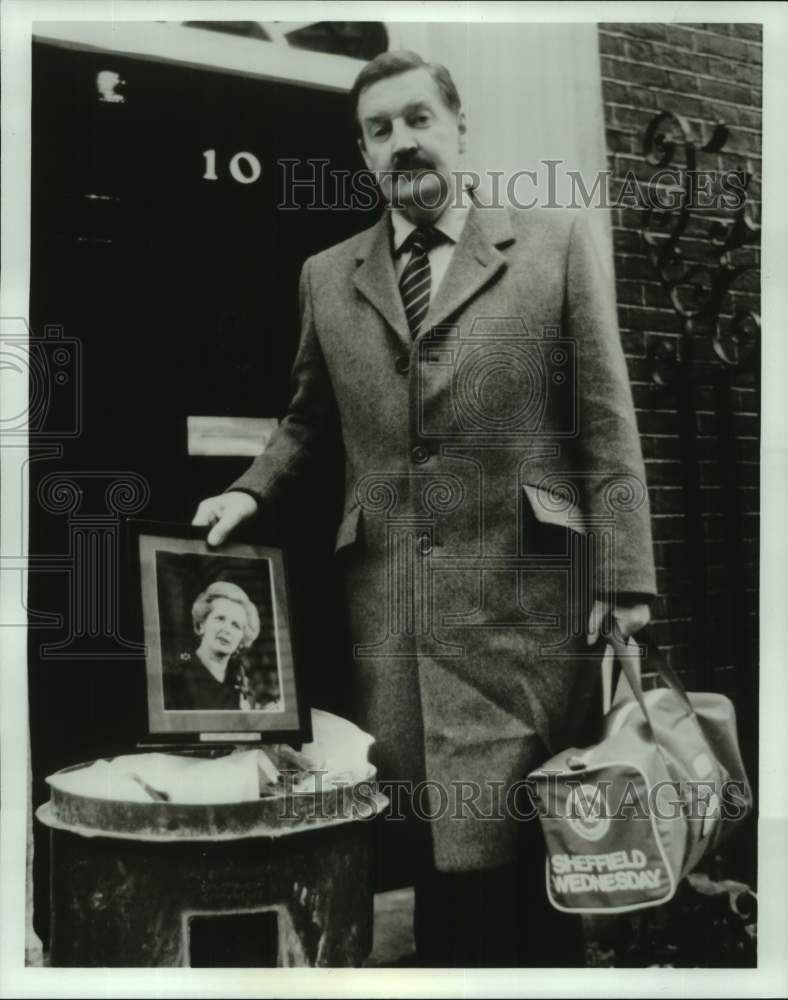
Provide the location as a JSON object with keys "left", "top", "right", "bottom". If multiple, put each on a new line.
{"left": 191, "top": 580, "right": 261, "bottom": 650}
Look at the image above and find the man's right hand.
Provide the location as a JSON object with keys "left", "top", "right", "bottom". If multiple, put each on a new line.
{"left": 192, "top": 491, "right": 259, "bottom": 547}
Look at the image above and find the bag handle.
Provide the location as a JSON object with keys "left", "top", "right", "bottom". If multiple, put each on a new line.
{"left": 601, "top": 613, "right": 657, "bottom": 740}
{"left": 601, "top": 613, "right": 696, "bottom": 731}
{"left": 642, "top": 632, "right": 697, "bottom": 718}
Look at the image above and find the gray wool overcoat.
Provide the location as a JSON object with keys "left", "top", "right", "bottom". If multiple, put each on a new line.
{"left": 232, "top": 203, "right": 657, "bottom": 871}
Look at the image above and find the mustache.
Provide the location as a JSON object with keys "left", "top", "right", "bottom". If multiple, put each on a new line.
{"left": 389, "top": 154, "right": 436, "bottom": 174}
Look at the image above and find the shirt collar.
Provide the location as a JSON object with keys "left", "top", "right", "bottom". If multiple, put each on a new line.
{"left": 391, "top": 186, "right": 473, "bottom": 255}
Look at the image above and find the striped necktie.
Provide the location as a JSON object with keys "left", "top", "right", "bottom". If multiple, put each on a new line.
{"left": 398, "top": 226, "right": 445, "bottom": 339}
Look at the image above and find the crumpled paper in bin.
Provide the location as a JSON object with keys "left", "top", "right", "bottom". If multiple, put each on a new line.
{"left": 46, "top": 709, "right": 375, "bottom": 805}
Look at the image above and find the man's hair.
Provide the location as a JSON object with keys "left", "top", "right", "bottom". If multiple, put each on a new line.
{"left": 350, "top": 50, "right": 462, "bottom": 136}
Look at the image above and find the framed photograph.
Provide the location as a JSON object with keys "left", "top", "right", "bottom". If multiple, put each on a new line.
{"left": 128, "top": 520, "right": 309, "bottom": 741}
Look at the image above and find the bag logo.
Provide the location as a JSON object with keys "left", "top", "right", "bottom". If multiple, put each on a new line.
{"left": 565, "top": 783, "right": 610, "bottom": 841}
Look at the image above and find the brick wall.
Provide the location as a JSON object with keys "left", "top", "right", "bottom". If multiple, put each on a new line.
{"left": 597, "top": 23, "right": 762, "bottom": 698}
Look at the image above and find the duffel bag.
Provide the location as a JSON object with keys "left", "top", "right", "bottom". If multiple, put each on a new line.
{"left": 527, "top": 618, "right": 753, "bottom": 914}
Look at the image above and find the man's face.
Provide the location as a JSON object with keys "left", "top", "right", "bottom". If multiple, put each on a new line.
{"left": 357, "top": 68, "right": 466, "bottom": 218}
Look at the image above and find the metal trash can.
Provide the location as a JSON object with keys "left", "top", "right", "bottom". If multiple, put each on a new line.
{"left": 37, "top": 753, "right": 386, "bottom": 967}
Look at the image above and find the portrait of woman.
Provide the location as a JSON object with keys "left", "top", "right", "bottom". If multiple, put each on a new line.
{"left": 135, "top": 528, "right": 302, "bottom": 736}
{"left": 163, "top": 580, "right": 263, "bottom": 711}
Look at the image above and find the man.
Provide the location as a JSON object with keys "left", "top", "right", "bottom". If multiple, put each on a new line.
{"left": 193, "top": 51, "right": 655, "bottom": 966}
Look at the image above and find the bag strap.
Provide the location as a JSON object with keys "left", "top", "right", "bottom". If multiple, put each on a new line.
{"left": 601, "top": 613, "right": 657, "bottom": 740}
{"left": 640, "top": 631, "right": 697, "bottom": 718}
{"left": 601, "top": 613, "right": 697, "bottom": 729}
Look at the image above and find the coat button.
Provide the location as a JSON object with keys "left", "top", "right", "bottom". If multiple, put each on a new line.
{"left": 418, "top": 533, "right": 433, "bottom": 555}
{"left": 395, "top": 356, "right": 410, "bottom": 375}
{"left": 411, "top": 445, "right": 429, "bottom": 464}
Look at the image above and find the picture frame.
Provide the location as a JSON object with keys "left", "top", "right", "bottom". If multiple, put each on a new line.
{"left": 127, "top": 520, "right": 310, "bottom": 742}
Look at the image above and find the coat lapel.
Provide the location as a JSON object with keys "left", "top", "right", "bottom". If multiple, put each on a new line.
{"left": 352, "top": 214, "right": 410, "bottom": 345}
{"left": 421, "top": 203, "right": 515, "bottom": 335}
{"left": 351, "top": 203, "right": 517, "bottom": 348}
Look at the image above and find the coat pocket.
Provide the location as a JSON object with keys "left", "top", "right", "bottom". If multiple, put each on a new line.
{"left": 334, "top": 503, "right": 362, "bottom": 555}
{"left": 522, "top": 483, "right": 586, "bottom": 534}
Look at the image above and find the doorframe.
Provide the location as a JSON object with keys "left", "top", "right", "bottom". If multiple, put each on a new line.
{"left": 33, "top": 20, "right": 371, "bottom": 92}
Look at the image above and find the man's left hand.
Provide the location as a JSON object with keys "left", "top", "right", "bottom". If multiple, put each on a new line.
{"left": 586, "top": 598, "right": 651, "bottom": 646}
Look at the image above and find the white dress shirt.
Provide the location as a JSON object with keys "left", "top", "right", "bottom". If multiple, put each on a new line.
{"left": 390, "top": 187, "right": 473, "bottom": 303}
